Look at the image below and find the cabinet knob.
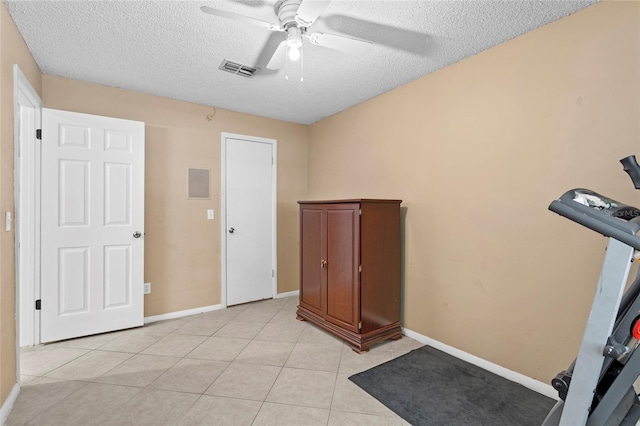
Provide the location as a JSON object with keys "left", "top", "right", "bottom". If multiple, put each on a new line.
{"left": 321, "top": 260, "right": 327, "bottom": 268}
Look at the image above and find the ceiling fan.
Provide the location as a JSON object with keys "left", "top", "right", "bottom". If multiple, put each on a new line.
{"left": 201, "top": 0, "right": 374, "bottom": 71}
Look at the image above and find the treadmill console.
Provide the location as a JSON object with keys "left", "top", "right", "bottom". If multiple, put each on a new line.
{"left": 549, "top": 189, "right": 640, "bottom": 251}
{"left": 571, "top": 189, "right": 640, "bottom": 221}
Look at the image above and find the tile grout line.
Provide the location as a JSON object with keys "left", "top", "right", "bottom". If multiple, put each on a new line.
{"left": 250, "top": 298, "right": 302, "bottom": 425}
{"left": 23, "top": 346, "right": 91, "bottom": 378}
{"left": 249, "top": 300, "right": 295, "bottom": 425}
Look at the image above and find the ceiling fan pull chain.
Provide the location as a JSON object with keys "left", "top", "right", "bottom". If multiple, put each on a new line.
{"left": 300, "top": 44, "right": 304, "bottom": 82}
{"left": 285, "top": 45, "right": 289, "bottom": 81}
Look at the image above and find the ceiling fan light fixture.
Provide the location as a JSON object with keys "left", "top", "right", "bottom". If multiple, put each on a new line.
{"left": 286, "top": 27, "right": 303, "bottom": 62}
{"left": 286, "top": 27, "right": 302, "bottom": 48}
{"left": 286, "top": 36, "right": 302, "bottom": 49}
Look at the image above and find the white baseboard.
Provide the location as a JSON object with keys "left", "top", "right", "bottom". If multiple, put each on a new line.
{"left": 144, "top": 293, "right": 298, "bottom": 325}
{"left": 402, "top": 328, "right": 558, "bottom": 400}
{"left": 144, "top": 304, "right": 223, "bottom": 324}
{"left": 276, "top": 290, "right": 299, "bottom": 299}
{"left": 1, "top": 383, "right": 20, "bottom": 425}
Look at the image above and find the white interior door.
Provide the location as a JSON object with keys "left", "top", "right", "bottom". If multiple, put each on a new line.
{"left": 223, "top": 134, "right": 276, "bottom": 306}
{"left": 41, "top": 109, "right": 145, "bottom": 343}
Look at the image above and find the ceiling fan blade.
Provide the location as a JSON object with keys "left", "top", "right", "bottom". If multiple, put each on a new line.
{"left": 256, "top": 32, "right": 287, "bottom": 70}
{"left": 307, "top": 32, "right": 373, "bottom": 55}
{"left": 200, "top": 6, "right": 282, "bottom": 32}
{"left": 295, "top": 0, "right": 332, "bottom": 27}
{"left": 266, "top": 41, "right": 287, "bottom": 70}
{"left": 323, "top": 15, "right": 430, "bottom": 56}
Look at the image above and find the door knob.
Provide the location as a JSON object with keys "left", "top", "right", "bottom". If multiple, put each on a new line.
{"left": 321, "top": 260, "right": 327, "bottom": 268}
{"left": 228, "top": 227, "right": 235, "bottom": 234}
{"left": 133, "top": 231, "right": 142, "bottom": 238}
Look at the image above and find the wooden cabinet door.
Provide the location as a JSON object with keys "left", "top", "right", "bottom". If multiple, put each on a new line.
{"left": 299, "top": 205, "right": 324, "bottom": 316}
{"left": 324, "top": 204, "right": 360, "bottom": 332}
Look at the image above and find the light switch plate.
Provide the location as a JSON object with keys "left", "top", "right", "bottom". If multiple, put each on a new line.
{"left": 207, "top": 209, "right": 214, "bottom": 220}
{"left": 5, "top": 212, "right": 11, "bottom": 231}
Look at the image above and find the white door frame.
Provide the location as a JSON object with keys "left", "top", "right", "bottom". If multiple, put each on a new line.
{"left": 14, "top": 65, "right": 43, "bottom": 356}
{"left": 220, "top": 132, "right": 277, "bottom": 307}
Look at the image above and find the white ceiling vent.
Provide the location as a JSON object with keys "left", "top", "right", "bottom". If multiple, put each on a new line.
{"left": 219, "top": 59, "right": 258, "bottom": 78}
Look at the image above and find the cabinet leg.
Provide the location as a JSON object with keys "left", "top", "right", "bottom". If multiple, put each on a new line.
{"left": 391, "top": 335, "right": 403, "bottom": 341}
{"left": 352, "top": 347, "right": 368, "bottom": 354}
{"left": 296, "top": 315, "right": 305, "bottom": 321}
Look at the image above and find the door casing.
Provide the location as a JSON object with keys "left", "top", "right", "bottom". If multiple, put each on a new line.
{"left": 14, "top": 64, "right": 42, "bottom": 352}
{"left": 220, "top": 132, "right": 277, "bottom": 307}
{"left": 14, "top": 79, "right": 145, "bottom": 348}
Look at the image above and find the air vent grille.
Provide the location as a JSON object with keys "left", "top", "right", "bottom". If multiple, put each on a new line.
{"left": 219, "top": 59, "right": 258, "bottom": 78}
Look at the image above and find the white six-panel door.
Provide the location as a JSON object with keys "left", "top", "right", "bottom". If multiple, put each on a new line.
{"left": 41, "top": 109, "right": 145, "bottom": 343}
{"left": 223, "top": 134, "right": 275, "bottom": 306}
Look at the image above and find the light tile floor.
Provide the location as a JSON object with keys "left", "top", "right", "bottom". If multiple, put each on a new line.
{"left": 7, "top": 296, "right": 423, "bottom": 425}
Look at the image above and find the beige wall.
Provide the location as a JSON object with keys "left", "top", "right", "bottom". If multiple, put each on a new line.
{"left": 0, "top": 2, "right": 41, "bottom": 405}
{"left": 1, "top": 0, "right": 638, "bottom": 412}
{"left": 42, "top": 75, "right": 309, "bottom": 317}
{"left": 309, "top": 1, "right": 640, "bottom": 381}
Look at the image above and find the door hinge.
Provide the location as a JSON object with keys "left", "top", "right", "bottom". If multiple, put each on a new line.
{"left": 36, "top": 129, "right": 42, "bottom": 140}
{"left": 358, "top": 321, "right": 362, "bottom": 330}
{"left": 272, "top": 269, "right": 274, "bottom": 277}
{"left": 358, "top": 265, "right": 362, "bottom": 273}
{"left": 35, "top": 299, "right": 41, "bottom": 310}
{"left": 359, "top": 209, "right": 361, "bottom": 216}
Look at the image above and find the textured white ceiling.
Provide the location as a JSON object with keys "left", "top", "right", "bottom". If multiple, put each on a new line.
{"left": 5, "top": 0, "right": 599, "bottom": 124}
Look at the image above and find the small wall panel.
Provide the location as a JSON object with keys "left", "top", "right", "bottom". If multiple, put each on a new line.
{"left": 58, "top": 247, "right": 89, "bottom": 315}
{"left": 59, "top": 160, "right": 89, "bottom": 227}
{"left": 188, "top": 168, "right": 210, "bottom": 198}
{"left": 104, "top": 245, "right": 131, "bottom": 309}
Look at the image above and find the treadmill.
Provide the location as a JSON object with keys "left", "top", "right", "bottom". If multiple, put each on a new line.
{"left": 543, "top": 155, "right": 640, "bottom": 425}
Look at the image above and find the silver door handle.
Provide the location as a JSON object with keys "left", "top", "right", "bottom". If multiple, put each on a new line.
{"left": 133, "top": 231, "right": 142, "bottom": 238}
{"left": 228, "top": 227, "right": 235, "bottom": 234}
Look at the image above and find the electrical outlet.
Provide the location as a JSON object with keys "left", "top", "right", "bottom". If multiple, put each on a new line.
{"left": 144, "top": 282, "right": 151, "bottom": 294}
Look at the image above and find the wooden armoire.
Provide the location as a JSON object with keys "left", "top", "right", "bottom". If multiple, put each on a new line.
{"left": 296, "top": 199, "right": 402, "bottom": 353}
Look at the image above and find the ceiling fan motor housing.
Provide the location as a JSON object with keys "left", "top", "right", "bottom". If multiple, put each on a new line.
{"left": 275, "top": 0, "right": 303, "bottom": 28}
